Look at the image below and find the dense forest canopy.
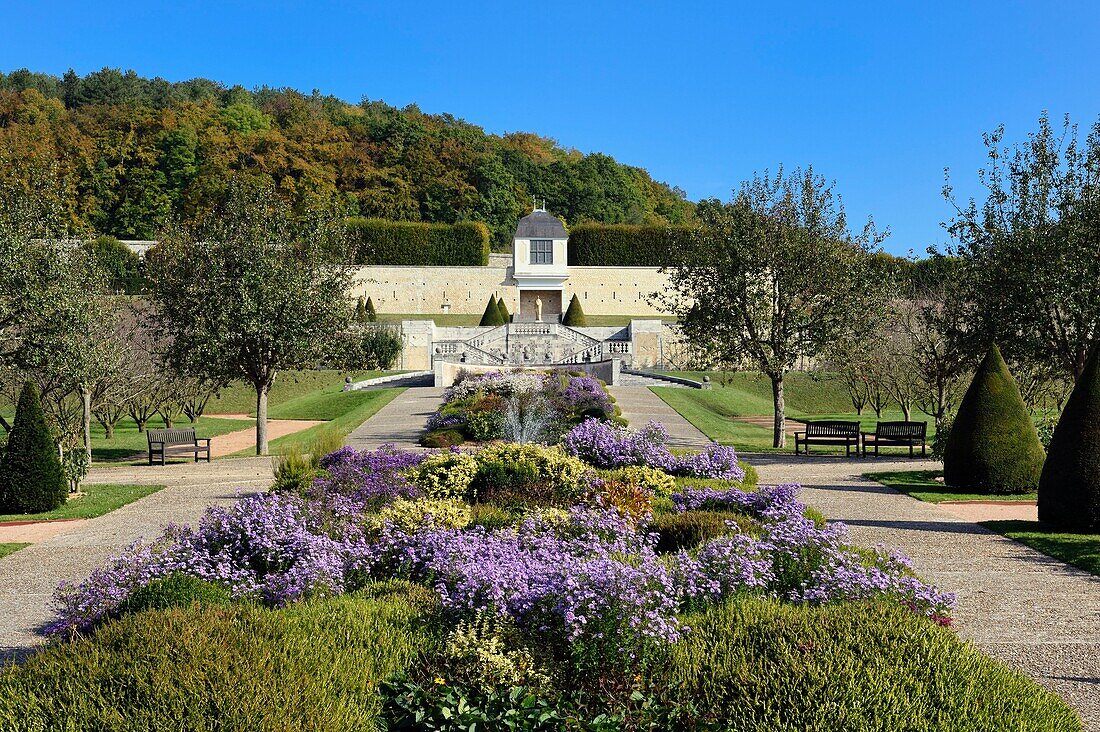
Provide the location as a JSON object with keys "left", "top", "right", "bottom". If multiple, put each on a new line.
{"left": 0, "top": 67, "right": 695, "bottom": 249}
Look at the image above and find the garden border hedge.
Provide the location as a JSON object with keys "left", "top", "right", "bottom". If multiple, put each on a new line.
{"left": 347, "top": 218, "right": 490, "bottom": 266}
{"left": 567, "top": 223, "right": 696, "bottom": 267}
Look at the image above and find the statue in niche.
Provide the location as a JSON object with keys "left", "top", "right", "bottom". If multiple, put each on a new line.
{"left": 535, "top": 296, "right": 543, "bottom": 322}
{"left": 522, "top": 345, "right": 532, "bottom": 361}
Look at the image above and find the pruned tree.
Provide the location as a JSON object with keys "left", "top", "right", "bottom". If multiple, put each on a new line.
{"left": 945, "top": 112, "right": 1100, "bottom": 381}
{"left": 148, "top": 178, "right": 353, "bottom": 455}
{"left": 660, "top": 167, "right": 886, "bottom": 447}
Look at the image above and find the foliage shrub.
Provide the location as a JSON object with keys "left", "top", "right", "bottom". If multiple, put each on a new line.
{"left": 347, "top": 218, "right": 490, "bottom": 266}
{"left": 372, "top": 498, "right": 472, "bottom": 533}
{"left": 271, "top": 447, "right": 319, "bottom": 493}
{"left": 0, "top": 584, "right": 438, "bottom": 732}
{"left": 495, "top": 296, "right": 510, "bottom": 324}
{"left": 0, "top": 381, "right": 66, "bottom": 514}
{"left": 420, "top": 429, "right": 465, "bottom": 448}
{"left": 479, "top": 295, "right": 505, "bottom": 326}
{"left": 464, "top": 410, "right": 504, "bottom": 441}
{"left": 567, "top": 223, "right": 696, "bottom": 267}
{"left": 329, "top": 323, "right": 403, "bottom": 370}
{"left": 116, "top": 574, "right": 231, "bottom": 615}
{"left": 82, "top": 236, "right": 144, "bottom": 294}
{"left": 645, "top": 598, "right": 1080, "bottom": 731}
{"left": 1039, "top": 346, "right": 1100, "bottom": 530}
{"left": 649, "top": 511, "right": 758, "bottom": 554}
{"left": 405, "top": 451, "right": 479, "bottom": 499}
{"left": 562, "top": 293, "right": 587, "bottom": 327}
{"left": 600, "top": 465, "right": 676, "bottom": 498}
{"left": 470, "top": 443, "right": 594, "bottom": 507}
{"left": 943, "top": 345, "right": 1045, "bottom": 493}
{"left": 468, "top": 503, "right": 518, "bottom": 531}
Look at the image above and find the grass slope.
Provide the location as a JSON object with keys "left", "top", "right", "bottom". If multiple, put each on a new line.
{"left": 0, "top": 484, "right": 165, "bottom": 523}
{"left": 205, "top": 369, "right": 395, "bottom": 415}
{"left": 232, "top": 387, "right": 406, "bottom": 456}
{"left": 866, "top": 470, "right": 1037, "bottom": 504}
{"left": 981, "top": 521, "right": 1100, "bottom": 577}
{"left": 0, "top": 543, "right": 28, "bottom": 559}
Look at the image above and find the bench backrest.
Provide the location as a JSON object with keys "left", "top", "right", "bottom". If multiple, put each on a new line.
{"left": 875, "top": 421, "right": 927, "bottom": 438}
{"left": 147, "top": 427, "right": 198, "bottom": 446}
{"left": 805, "top": 420, "right": 860, "bottom": 437}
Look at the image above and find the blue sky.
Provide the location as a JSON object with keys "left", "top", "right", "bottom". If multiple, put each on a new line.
{"left": 2, "top": 0, "right": 1098, "bottom": 255}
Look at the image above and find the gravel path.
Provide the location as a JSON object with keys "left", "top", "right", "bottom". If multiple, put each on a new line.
{"left": 607, "top": 385, "right": 711, "bottom": 448}
{"left": 749, "top": 453, "right": 1100, "bottom": 730}
{"left": 0, "top": 458, "right": 272, "bottom": 659}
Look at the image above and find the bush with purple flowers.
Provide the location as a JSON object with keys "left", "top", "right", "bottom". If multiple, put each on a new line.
{"left": 562, "top": 418, "right": 746, "bottom": 482}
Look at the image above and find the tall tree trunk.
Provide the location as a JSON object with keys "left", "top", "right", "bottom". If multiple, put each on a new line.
{"left": 771, "top": 374, "right": 786, "bottom": 448}
{"left": 255, "top": 382, "right": 270, "bottom": 455}
{"left": 80, "top": 385, "right": 92, "bottom": 459}
{"left": 104, "top": 421, "right": 115, "bottom": 439}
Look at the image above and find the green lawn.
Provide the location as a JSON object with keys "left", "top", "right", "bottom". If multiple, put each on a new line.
{"left": 651, "top": 373, "right": 935, "bottom": 452}
{"left": 87, "top": 415, "right": 248, "bottom": 462}
{"left": 865, "top": 470, "right": 1037, "bottom": 503}
{"left": 0, "top": 483, "right": 164, "bottom": 523}
{"left": 231, "top": 387, "right": 406, "bottom": 456}
{"left": 980, "top": 521, "right": 1100, "bottom": 577}
{"left": 0, "top": 543, "right": 28, "bottom": 559}
{"left": 205, "top": 370, "right": 396, "bottom": 414}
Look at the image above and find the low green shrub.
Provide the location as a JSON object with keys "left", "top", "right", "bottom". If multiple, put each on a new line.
{"left": 405, "top": 452, "right": 479, "bottom": 499}
{"left": 470, "top": 443, "right": 593, "bottom": 508}
{"left": 562, "top": 293, "right": 587, "bottom": 327}
{"left": 372, "top": 498, "right": 472, "bottom": 533}
{"left": 1040, "top": 345, "right": 1100, "bottom": 530}
{"left": 271, "top": 447, "right": 318, "bottom": 493}
{"left": 347, "top": 218, "right": 490, "bottom": 266}
{"left": 463, "top": 410, "right": 504, "bottom": 441}
{"left": 599, "top": 465, "right": 676, "bottom": 498}
{"left": 1, "top": 381, "right": 66, "bottom": 513}
{"left": 116, "top": 574, "right": 231, "bottom": 615}
{"left": 646, "top": 598, "right": 1080, "bottom": 731}
{"left": 0, "top": 582, "right": 440, "bottom": 731}
{"left": 468, "top": 503, "right": 518, "bottom": 530}
{"left": 649, "top": 511, "right": 757, "bottom": 553}
{"left": 420, "top": 429, "right": 465, "bottom": 448}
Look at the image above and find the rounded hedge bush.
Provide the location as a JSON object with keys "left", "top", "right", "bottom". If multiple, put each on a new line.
{"left": 943, "top": 345, "right": 1045, "bottom": 494}
{"left": 1, "top": 381, "right": 66, "bottom": 514}
{"left": 1039, "top": 346, "right": 1100, "bottom": 530}
{"left": 562, "top": 293, "right": 587, "bottom": 327}
{"left": 647, "top": 598, "right": 1080, "bottom": 730}
{"left": 117, "top": 574, "right": 231, "bottom": 616}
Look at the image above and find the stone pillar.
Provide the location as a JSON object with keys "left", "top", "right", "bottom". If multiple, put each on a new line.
{"left": 400, "top": 320, "right": 436, "bottom": 371}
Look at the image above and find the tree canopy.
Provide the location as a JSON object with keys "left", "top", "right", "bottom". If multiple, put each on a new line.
{"left": 0, "top": 67, "right": 695, "bottom": 249}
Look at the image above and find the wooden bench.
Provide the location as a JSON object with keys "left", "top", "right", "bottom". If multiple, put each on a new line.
{"left": 147, "top": 427, "right": 211, "bottom": 465}
{"left": 794, "top": 420, "right": 861, "bottom": 457}
{"left": 862, "top": 421, "right": 927, "bottom": 458}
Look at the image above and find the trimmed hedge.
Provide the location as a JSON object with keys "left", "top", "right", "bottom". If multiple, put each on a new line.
{"left": 943, "top": 345, "right": 1045, "bottom": 494}
{"left": 1039, "top": 345, "right": 1100, "bottom": 530}
{"left": 0, "top": 582, "right": 438, "bottom": 731}
{"left": 562, "top": 293, "right": 587, "bottom": 327}
{"left": 479, "top": 296, "right": 505, "bottom": 326}
{"left": 647, "top": 598, "right": 1080, "bottom": 730}
{"left": 567, "top": 223, "right": 696, "bottom": 267}
{"left": 0, "top": 381, "right": 65, "bottom": 514}
{"left": 348, "top": 218, "right": 490, "bottom": 266}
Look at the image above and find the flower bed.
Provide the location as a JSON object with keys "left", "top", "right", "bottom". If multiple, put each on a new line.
{"left": 422, "top": 370, "right": 618, "bottom": 446}
{"left": 25, "top": 429, "right": 1082, "bottom": 729}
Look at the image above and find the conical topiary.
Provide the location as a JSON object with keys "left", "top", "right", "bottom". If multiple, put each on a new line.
{"left": 496, "top": 296, "right": 510, "bottom": 324}
{"left": 365, "top": 296, "right": 378, "bottom": 323}
{"left": 355, "top": 296, "right": 368, "bottom": 323}
{"left": 1038, "top": 345, "right": 1100, "bottom": 530}
{"left": 562, "top": 293, "right": 587, "bottom": 327}
{"left": 943, "top": 345, "right": 1045, "bottom": 494}
{"left": 479, "top": 296, "right": 504, "bottom": 326}
{"left": 1, "top": 381, "right": 66, "bottom": 513}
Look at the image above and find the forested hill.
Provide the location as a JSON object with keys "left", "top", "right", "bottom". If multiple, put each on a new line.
{"left": 0, "top": 67, "right": 695, "bottom": 248}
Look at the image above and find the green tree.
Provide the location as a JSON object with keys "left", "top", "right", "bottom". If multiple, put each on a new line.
{"left": 943, "top": 345, "right": 1045, "bottom": 494}
{"left": 82, "top": 236, "right": 143, "bottom": 294}
{"left": 1, "top": 381, "right": 66, "bottom": 513}
{"left": 148, "top": 179, "right": 353, "bottom": 455}
{"left": 661, "top": 168, "right": 886, "bottom": 447}
{"left": 562, "top": 294, "right": 587, "bottom": 327}
{"left": 479, "top": 296, "right": 504, "bottom": 327}
{"left": 1038, "top": 346, "right": 1100, "bottom": 530}
{"left": 365, "top": 297, "right": 378, "bottom": 322}
{"left": 945, "top": 113, "right": 1100, "bottom": 381}
{"left": 355, "top": 296, "right": 368, "bottom": 324}
{"left": 495, "top": 296, "right": 510, "bottom": 324}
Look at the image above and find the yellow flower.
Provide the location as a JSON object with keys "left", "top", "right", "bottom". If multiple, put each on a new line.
{"left": 434, "top": 676, "right": 446, "bottom": 685}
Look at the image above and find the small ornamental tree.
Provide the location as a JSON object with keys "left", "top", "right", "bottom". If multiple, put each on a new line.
{"left": 943, "top": 345, "right": 1045, "bottom": 494}
{"left": 562, "top": 294, "right": 587, "bottom": 327}
{"left": 495, "top": 296, "right": 510, "bottom": 324}
{"left": 147, "top": 179, "right": 353, "bottom": 455}
{"left": 365, "top": 297, "right": 378, "bottom": 322}
{"left": 355, "top": 296, "right": 368, "bottom": 324}
{"left": 479, "top": 296, "right": 504, "bottom": 326}
{"left": 1038, "top": 346, "right": 1100, "bottom": 530}
{"left": 1, "top": 381, "right": 66, "bottom": 513}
